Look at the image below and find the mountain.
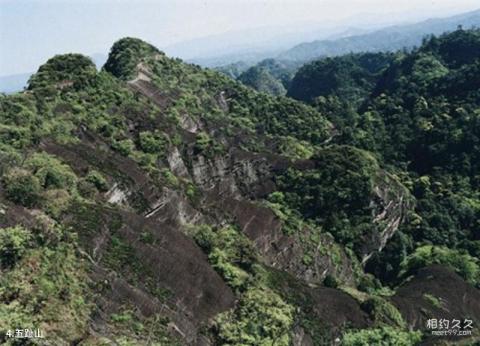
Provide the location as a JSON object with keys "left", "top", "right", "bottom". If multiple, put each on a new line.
{"left": 163, "top": 19, "right": 382, "bottom": 66}
{"left": 235, "top": 59, "right": 300, "bottom": 96}
{"left": 287, "top": 52, "right": 396, "bottom": 103}
{"left": 289, "top": 28, "right": 480, "bottom": 291}
{"left": 237, "top": 66, "right": 287, "bottom": 96}
{"left": 215, "top": 9, "right": 480, "bottom": 97}
{"left": 280, "top": 8, "right": 480, "bottom": 62}
{"left": 0, "top": 73, "right": 31, "bottom": 93}
{"left": 217, "top": 58, "right": 301, "bottom": 96}
{"left": 0, "top": 53, "right": 107, "bottom": 94}
{"left": 1, "top": 32, "right": 480, "bottom": 346}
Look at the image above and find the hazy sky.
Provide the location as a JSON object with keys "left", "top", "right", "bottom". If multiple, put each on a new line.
{"left": 1, "top": 0, "right": 479, "bottom": 75}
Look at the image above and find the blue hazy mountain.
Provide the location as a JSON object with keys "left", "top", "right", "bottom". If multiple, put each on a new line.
{"left": 279, "top": 8, "right": 480, "bottom": 61}
{"left": 0, "top": 73, "right": 31, "bottom": 94}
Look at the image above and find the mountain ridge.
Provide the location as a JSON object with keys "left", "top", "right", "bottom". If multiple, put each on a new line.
{"left": 280, "top": 8, "right": 480, "bottom": 61}
{"left": 1, "top": 33, "right": 480, "bottom": 345}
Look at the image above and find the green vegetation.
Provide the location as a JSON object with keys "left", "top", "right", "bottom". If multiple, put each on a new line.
{"left": 191, "top": 225, "right": 297, "bottom": 344}
{"left": 0, "top": 223, "right": 91, "bottom": 345}
{"left": 238, "top": 65, "right": 287, "bottom": 96}
{"left": 214, "top": 287, "right": 295, "bottom": 346}
{"left": 1, "top": 29, "right": 480, "bottom": 344}
{"left": 107, "top": 307, "right": 179, "bottom": 345}
{"left": 104, "top": 37, "right": 162, "bottom": 80}
{"left": 288, "top": 52, "right": 394, "bottom": 104}
{"left": 273, "top": 145, "right": 381, "bottom": 250}
{"left": 361, "top": 296, "right": 406, "bottom": 328}
{"left": 423, "top": 293, "right": 442, "bottom": 309}
{"left": 85, "top": 169, "right": 109, "bottom": 191}
{"left": 28, "top": 54, "right": 97, "bottom": 91}
{"left": 192, "top": 225, "right": 256, "bottom": 291}
{"left": 26, "top": 152, "right": 77, "bottom": 190}
{"left": 0, "top": 226, "right": 32, "bottom": 269}
{"left": 286, "top": 29, "right": 480, "bottom": 287}
{"left": 342, "top": 326, "right": 422, "bottom": 346}
{"left": 3, "top": 168, "right": 42, "bottom": 207}
{"left": 400, "top": 245, "right": 480, "bottom": 285}
{"left": 138, "top": 130, "right": 168, "bottom": 154}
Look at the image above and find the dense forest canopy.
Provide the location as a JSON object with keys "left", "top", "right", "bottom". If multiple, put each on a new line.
{"left": 286, "top": 29, "right": 480, "bottom": 286}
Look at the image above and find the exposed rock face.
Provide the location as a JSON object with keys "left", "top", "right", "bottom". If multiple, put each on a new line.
{"left": 292, "top": 326, "right": 314, "bottom": 346}
{"left": 179, "top": 113, "right": 201, "bottom": 133}
{"left": 105, "top": 183, "right": 129, "bottom": 204}
{"left": 214, "top": 195, "right": 356, "bottom": 286}
{"left": 69, "top": 206, "right": 236, "bottom": 344}
{"left": 360, "top": 171, "right": 414, "bottom": 264}
{"left": 392, "top": 265, "right": 480, "bottom": 343}
{"left": 167, "top": 147, "right": 190, "bottom": 178}
{"left": 0, "top": 202, "right": 234, "bottom": 345}
{"left": 273, "top": 269, "right": 372, "bottom": 341}
{"left": 188, "top": 151, "right": 274, "bottom": 198}
{"left": 127, "top": 64, "right": 172, "bottom": 110}
{"left": 3, "top": 35, "right": 480, "bottom": 346}
{"left": 36, "top": 111, "right": 414, "bottom": 343}
{"left": 146, "top": 187, "right": 204, "bottom": 226}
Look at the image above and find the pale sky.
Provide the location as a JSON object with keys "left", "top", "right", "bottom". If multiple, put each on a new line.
{"left": 1, "top": 0, "right": 479, "bottom": 75}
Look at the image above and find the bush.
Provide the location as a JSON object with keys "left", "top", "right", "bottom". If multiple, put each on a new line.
{"left": 0, "top": 224, "right": 91, "bottom": 344}
{"left": 0, "top": 226, "right": 32, "bottom": 269}
{"left": 85, "top": 170, "right": 109, "bottom": 192}
{"left": 400, "top": 245, "right": 480, "bottom": 285}
{"left": 3, "top": 168, "right": 42, "bottom": 207}
{"left": 342, "top": 327, "right": 422, "bottom": 346}
{"left": 193, "top": 225, "right": 256, "bottom": 290}
{"left": 77, "top": 179, "right": 97, "bottom": 198}
{"left": 361, "top": 296, "right": 405, "bottom": 328}
{"left": 215, "top": 287, "right": 295, "bottom": 346}
{"left": 112, "top": 139, "right": 135, "bottom": 156}
{"left": 41, "top": 189, "right": 72, "bottom": 217}
{"left": 138, "top": 131, "right": 167, "bottom": 154}
{"left": 194, "top": 132, "right": 212, "bottom": 153}
{"left": 25, "top": 152, "right": 77, "bottom": 190}
{"left": 323, "top": 274, "right": 339, "bottom": 288}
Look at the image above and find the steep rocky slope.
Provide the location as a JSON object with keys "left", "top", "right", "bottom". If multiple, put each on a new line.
{"left": 1, "top": 36, "right": 479, "bottom": 345}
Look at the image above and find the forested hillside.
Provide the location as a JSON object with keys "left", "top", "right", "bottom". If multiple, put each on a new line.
{"left": 288, "top": 28, "right": 480, "bottom": 289}
{"left": 0, "top": 30, "right": 479, "bottom": 346}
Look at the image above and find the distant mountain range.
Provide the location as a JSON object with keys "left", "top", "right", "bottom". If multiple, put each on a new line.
{"left": 279, "top": 8, "right": 480, "bottom": 61}
{"left": 2, "top": 9, "right": 479, "bottom": 93}
{"left": 0, "top": 73, "right": 31, "bottom": 94}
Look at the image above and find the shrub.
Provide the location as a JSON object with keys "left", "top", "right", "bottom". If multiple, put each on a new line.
{"left": 161, "top": 169, "right": 179, "bottom": 187}
{"left": 194, "top": 132, "right": 212, "bottom": 153}
{"left": 41, "top": 189, "right": 72, "bottom": 217}
{"left": 342, "top": 327, "right": 422, "bottom": 346}
{"left": 361, "top": 296, "right": 405, "bottom": 328}
{"left": 77, "top": 179, "right": 97, "bottom": 198}
{"left": 215, "top": 287, "right": 295, "bottom": 346}
{"left": 193, "top": 225, "right": 256, "bottom": 290}
{"left": 112, "top": 139, "right": 135, "bottom": 156}
{"left": 3, "top": 168, "right": 42, "bottom": 207}
{"left": 85, "top": 170, "right": 109, "bottom": 192}
{"left": 25, "top": 152, "right": 77, "bottom": 190}
{"left": 138, "top": 131, "right": 167, "bottom": 154}
{"left": 423, "top": 293, "right": 442, "bottom": 308}
{"left": 0, "top": 226, "right": 32, "bottom": 269}
{"left": 400, "top": 245, "right": 480, "bottom": 285}
{"left": 323, "top": 274, "right": 339, "bottom": 288}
